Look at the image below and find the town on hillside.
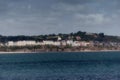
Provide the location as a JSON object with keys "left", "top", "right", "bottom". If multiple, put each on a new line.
{"left": 0, "top": 31, "right": 120, "bottom": 52}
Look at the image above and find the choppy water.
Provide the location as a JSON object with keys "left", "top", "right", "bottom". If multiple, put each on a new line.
{"left": 1, "top": 52, "right": 120, "bottom": 80}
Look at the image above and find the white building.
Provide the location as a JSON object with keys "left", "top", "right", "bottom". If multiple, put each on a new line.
{"left": 43, "top": 41, "right": 61, "bottom": 46}
{"left": 54, "top": 41, "right": 61, "bottom": 46}
{"left": 79, "top": 41, "right": 90, "bottom": 46}
{"left": 0, "top": 43, "right": 4, "bottom": 47}
{"left": 66, "top": 40, "right": 73, "bottom": 45}
{"left": 7, "top": 41, "right": 14, "bottom": 46}
{"left": 57, "top": 36, "right": 62, "bottom": 41}
{"left": 6, "top": 40, "right": 92, "bottom": 47}
{"left": 7, "top": 41, "right": 37, "bottom": 46}
{"left": 43, "top": 41, "right": 54, "bottom": 45}
{"left": 72, "top": 41, "right": 81, "bottom": 47}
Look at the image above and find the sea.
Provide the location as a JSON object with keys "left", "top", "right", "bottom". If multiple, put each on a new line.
{"left": 1, "top": 52, "right": 120, "bottom": 80}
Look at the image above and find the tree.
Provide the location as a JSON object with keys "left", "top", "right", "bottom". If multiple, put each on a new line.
{"left": 99, "top": 33, "right": 104, "bottom": 38}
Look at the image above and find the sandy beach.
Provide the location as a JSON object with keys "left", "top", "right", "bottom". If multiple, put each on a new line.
{"left": 0, "top": 50, "right": 120, "bottom": 54}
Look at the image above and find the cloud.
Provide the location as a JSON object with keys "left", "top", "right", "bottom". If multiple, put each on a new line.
{"left": 74, "top": 13, "right": 109, "bottom": 25}
{"left": 57, "top": 0, "right": 95, "bottom": 5}
{"left": 0, "top": 0, "right": 120, "bottom": 35}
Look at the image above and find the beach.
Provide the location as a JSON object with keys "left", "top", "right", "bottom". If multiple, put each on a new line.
{"left": 0, "top": 49, "right": 120, "bottom": 54}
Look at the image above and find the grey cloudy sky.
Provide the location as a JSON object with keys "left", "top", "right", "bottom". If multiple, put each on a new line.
{"left": 0, "top": 0, "right": 120, "bottom": 35}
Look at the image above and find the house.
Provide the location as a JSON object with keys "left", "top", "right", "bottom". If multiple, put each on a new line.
{"left": 7, "top": 41, "right": 37, "bottom": 46}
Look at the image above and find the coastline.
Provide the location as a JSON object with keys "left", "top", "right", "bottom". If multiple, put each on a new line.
{"left": 0, "top": 50, "right": 120, "bottom": 54}
{"left": 0, "top": 51, "right": 37, "bottom": 54}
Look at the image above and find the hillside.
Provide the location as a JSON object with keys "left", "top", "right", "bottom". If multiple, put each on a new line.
{"left": 0, "top": 31, "right": 120, "bottom": 42}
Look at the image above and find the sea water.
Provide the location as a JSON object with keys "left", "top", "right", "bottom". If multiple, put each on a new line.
{"left": 0, "top": 52, "right": 120, "bottom": 80}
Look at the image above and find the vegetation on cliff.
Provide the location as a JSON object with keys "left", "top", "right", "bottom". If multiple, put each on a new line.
{"left": 0, "top": 31, "right": 120, "bottom": 42}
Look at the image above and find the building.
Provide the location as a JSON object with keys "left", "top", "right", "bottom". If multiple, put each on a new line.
{"left": 7, "top": 41, "right": 37, "bottom": 46}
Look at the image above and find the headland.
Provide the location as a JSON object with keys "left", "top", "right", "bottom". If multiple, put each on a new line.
{"left": 0, "top": 31, "right": 120, "bottom": 53}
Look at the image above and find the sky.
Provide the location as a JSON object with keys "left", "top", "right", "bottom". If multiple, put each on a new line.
{"left": 0, "top": 0, "right": 120, "bottom": 36}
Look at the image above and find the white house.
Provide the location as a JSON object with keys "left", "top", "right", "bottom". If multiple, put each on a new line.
{"left": 7, "top": 41, "right": 37, "bottom": 46}
{"left": 72, "top": 41, "right": 81, "bottom": 47}
{"left": 66, "top": 40, "right": 73, "bottom": 45}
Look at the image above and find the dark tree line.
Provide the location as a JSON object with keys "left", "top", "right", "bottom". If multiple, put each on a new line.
{"left": 0, "top": 31, "right": 119, "bottom": 42}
